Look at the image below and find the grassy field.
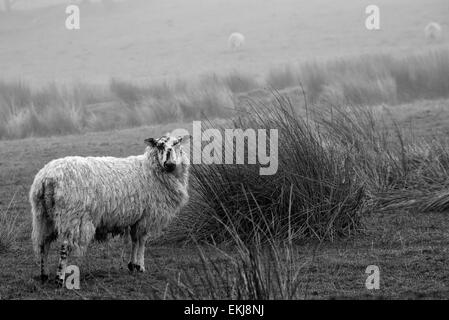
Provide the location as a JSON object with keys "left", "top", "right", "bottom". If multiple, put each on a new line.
{"left": 1, "top": 97, "right": 449, "bottom": 299}
{"left": 1, "top": 0, "right": 449, "bottom": 300}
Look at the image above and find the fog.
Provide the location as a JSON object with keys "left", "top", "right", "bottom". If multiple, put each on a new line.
{"left": 0, "top": 0, "right": 448, "bottom": 84}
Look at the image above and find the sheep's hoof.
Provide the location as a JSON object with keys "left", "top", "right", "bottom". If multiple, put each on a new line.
{"left": 135, "top": 265, "right": 145, "bottom": 273}
{"left": 128, "top": 262, "right": 145, "bottom": 272}
{"left": 54, "top": 276, "right": 64, "bottom": 287}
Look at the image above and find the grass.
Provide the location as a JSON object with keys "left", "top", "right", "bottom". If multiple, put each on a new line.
{"left": 153, "top": 94, "right": 449, "bottom": 299}
{"left": 222, "top": 71, "right": 260, "bottom": 94}
{"left": 110, "top": 78, "right": 177, "bottom": 105}
{"left": 284, "top": 50, "right": 449, "bottom": 106}
{"left": 314, "top": 102, "right": 449, "bottom": 219}
{"left": 163, "top": 94, "right": 449, "bottom": 246}
{"left": 178, "top": 96, "right": 366, "bottom": 244}
{"left": 373, "top": 139, "right": 449, "bottom": 213}
{"left": 266, "top": 65, "right": 299, "bottom": 90}
{"left": 1, "top": 46, "right": 449, "bottom": 299}
{"left": 2, "top": 49, "right": 449, "bottom": 140}
{"left": 0, "top": 190, "right": 20, "bottom": 254}
{"left": 156, "top": 235, "right": 302, "bottom": 299}
{"left": 0, "top": 76, "right": 237, "bottom": 140}
{"left": 0, "top": 101, "right": 449, "bottom": 298}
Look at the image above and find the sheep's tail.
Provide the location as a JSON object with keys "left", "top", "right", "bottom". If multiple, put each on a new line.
{"left": 30, "top": 176, "right": 56, "bottom": 257}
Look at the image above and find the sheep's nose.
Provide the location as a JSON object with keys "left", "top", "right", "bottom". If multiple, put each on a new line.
{"left": 164, "top": 162, "right": 176, "bottom": 172}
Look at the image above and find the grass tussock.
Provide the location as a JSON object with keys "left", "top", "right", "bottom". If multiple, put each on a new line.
{"left": 172, "top": 94, "right": 366, "bottom": 244}
{"left": 161, "top": 93, "right": 449, "bottom": 245}
{"left": 373, "top": 140, "right": 449, "bottom": 213}
{"left": 312, "top": 103, "right": 449, "bottom": 214}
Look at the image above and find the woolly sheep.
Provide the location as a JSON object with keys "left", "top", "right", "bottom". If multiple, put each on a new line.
{"left": 425, "top": 22, "right": 442, "bottom": 41}
{"left": 30, "top": 134, "right": 190, "bottom": 284}
{"left": 228, "top": 32, "right": 245, "bottom": 50}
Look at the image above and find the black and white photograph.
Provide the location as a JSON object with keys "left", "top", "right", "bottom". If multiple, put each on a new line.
{"left": 0, "top": 0, "right": 449, "bottom": 304}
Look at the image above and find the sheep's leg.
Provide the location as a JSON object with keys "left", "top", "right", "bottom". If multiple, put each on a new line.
{"left": 39, "top": 241, "right": 51, "bottom": 283}
{"left": 128, "top": 222, "right": 149, "bottom": 272}
{"left": 56, "top": 240, "right": 70, "bottom": 287}
{"left": 128, "top": 240, "right": 139, "bottom": 271}
{"left": 135, "top": 235, "right": 149, "bottom": 272}
{"left": 128, "top": 224, "right": 139, "bottom": 271}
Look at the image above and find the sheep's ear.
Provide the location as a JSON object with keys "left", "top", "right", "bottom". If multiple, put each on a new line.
{"left": 178, "top": 135, "right": 191, "bottom": 144}
{"left": 144, "top": 138, "right": 157, "bottom": 147}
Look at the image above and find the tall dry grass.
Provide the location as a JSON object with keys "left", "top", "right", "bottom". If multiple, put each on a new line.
{"left": 269, "top": 49, "right": 449, "bottom": 106}
{"left": 166, "top": 94, "right": 367, "bottom": 244}
{"left": 0, "top": 78, "right": 236, "bottom": 139}
{"left": 162, "top": 94, "right": 449, "bottom": 245}
{"left": 1, "top": 49, "right": 449, "bottom": 140}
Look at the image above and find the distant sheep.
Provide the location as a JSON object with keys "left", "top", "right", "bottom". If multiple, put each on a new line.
{"left": 425, "top": 22, "right": 442, "bottom": 41}
{"left": 30, "top": 135, "right": 190, "bottom": 284}
{"left": 228, "top": 32, "right": 245, "bottom": 50}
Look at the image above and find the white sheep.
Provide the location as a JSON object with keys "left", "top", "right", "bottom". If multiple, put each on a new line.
{"left": 425, "top": 22, "right": 442, "bottom": 41}
{"left": 228, "top": 32, "right": 245, "bottom": 51}
{"left": 30, "top": 134, "right": 190, "bottom": 284}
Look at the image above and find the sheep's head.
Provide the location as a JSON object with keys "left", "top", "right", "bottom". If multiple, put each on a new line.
{"left": 145, "top": 135, "right": 190, "bottom": 174}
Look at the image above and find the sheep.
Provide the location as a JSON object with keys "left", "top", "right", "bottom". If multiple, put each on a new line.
{"left": 424, "top": 22, "right": 442, "bottom": 41}
{"left": 228, "top": 32, "right": 245, "bottom": 51}
{"left": 30, "top": 134, "right": 190, "bottom": 284}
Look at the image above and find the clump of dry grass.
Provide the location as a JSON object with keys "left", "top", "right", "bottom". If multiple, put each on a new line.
{"left": 166, "top": 93, "right": 366, "bottom": 244}
{"left": 160, "top": 91, "right": 449, "bottom": 246}
{"left": 373, "top": 140, "right": 449, "bottom": 213}
{"left": 314, "top": 102, "right": 449, "bottom": 214}
{"left": 314, "top": 104, "right": 399, "bottom": 193}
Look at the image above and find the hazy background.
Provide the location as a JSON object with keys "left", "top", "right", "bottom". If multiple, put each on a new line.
{"left": 1, "top": 0, "right": 448, "bottom": 85}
